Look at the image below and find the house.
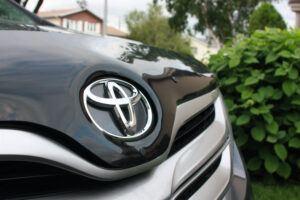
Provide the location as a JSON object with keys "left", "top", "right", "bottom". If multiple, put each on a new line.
{"left": 38, "top": 8, "right": 127, "bottom": 37}
{"left": 289, "top": 0, "right": 300, "bottom": 28}
{"left": 189, "top": 37, "right": 220, "bottom": 63}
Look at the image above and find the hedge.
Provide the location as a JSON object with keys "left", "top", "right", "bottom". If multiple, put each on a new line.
{"left": 209, "top": 28, "right": 300, "bottom": 180}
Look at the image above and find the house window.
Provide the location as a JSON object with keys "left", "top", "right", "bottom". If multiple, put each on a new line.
{"left": 88, "top": 23, "right": 96, "bottom": 32}
{"left": 62, "top": 19, "right": 82, "bottom": 31}
{"left": 192, "top": 47, "right": 198, "bottom": 55}
{"left": 84, "top": 22, "right": 101, "bottom": 35}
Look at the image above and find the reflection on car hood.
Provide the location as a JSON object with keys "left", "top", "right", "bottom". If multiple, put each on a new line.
{"left": 0, "top": 23, "right": 215, "bottom": 169}
{"left": 0, "top": 19, "right": 79, "bottom": 34}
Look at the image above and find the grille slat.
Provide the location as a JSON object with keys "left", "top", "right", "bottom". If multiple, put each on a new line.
{"left": 169, "top": 104, "right": 215, "bottom": 156}
{"left": 174, "top": 156, "right": 221, "bottom": 200}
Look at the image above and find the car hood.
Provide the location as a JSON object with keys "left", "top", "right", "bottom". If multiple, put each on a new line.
{"left": 0, "top": 21, "right": 216, "bottom": 169}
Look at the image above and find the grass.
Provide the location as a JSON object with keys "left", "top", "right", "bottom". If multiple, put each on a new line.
{"left": 252, "top": 180, "right": 300, "bottom": 200}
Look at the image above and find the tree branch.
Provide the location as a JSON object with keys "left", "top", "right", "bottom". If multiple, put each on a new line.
{"left": 227, "top": 11, "right": 236, "bottom": 36}
{"left": 34, "top": 0, "right": 44, "bottom": 14}
{"left": 23, "top": 0, "right": 29, "bottom": 7}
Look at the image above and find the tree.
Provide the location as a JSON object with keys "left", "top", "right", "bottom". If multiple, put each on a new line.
{"left": 248, "top": 2, "right": 286, "bottom": 35}
{"left": 14, "top": 0, "right": 43, "bottom": 13}
{"left": 76, "top": 0, "right": 88, "bottom": 10}
{"left": 157, "top": 0, "right": 275, "bottom": 48}
{"left": 125, "top": 4, "right": 192, "bottom": 55}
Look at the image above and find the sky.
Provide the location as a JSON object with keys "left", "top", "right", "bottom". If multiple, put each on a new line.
{"left": 26, "top": 0, "right": 295, "bottom": 33}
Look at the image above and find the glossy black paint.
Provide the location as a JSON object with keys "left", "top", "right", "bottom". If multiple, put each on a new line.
{"left": 0, "top": 19, "right": 216, "bottom": 168}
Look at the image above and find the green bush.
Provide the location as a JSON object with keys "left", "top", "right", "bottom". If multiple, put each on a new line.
{"left": 125, "top": 4, "right": 192, "bottom": 55}
{"left": 248, "top": 2, "right": 286, "bottom": 35}
{"left": 209, "top": 28, "right": 300, "bottom": 180}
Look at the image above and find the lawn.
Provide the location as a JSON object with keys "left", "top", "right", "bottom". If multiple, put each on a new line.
{"left": 252, "top": 180, "right": 300, "bottom": 200}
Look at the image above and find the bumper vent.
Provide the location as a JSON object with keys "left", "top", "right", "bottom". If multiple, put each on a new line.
{"left": 169, "top": 104, "right": 215, "bottom": 156}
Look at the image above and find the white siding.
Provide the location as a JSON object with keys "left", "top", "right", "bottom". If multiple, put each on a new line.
{"left": 96, "top": 23, "right": 101, "bottom": 34}
{"left": 77, "top": 20, "right": 83, "bottom": 32}
{"left": 62, "top": 18, "right": 67, "bottom": 28}
{"left": 84, "top": 21, "right": 88, "bottom": 32}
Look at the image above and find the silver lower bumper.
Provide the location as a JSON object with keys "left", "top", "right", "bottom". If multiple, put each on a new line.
{"left": 35, "top": 142, "right": 235, "bottom": 200}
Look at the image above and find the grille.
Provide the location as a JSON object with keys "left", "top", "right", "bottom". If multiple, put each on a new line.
{"left": 0, "top": 161, "right": 103, "bottom": 199}
{"left": 169, "top": 104, "right": 215, "bottom": 156}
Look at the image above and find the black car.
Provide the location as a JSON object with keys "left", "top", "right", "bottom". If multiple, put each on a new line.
{"left": 0, "top": 0, "right": 252, "bottom": 199}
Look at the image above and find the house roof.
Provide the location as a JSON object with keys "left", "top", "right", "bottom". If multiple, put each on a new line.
{"left": 107, "top": 26, "right": 127, "bottom": 37}
{"left": 38, "top": 8, "right": 103, "bottom": 22}
{"left": 38, "top": 8, "right": 80, "bottom": 18}
{"left": 289, "top": 0, "right": 300, "bottom": 4}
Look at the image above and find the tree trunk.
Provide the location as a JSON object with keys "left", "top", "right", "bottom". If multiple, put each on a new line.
{"left": 227, "top": 11, "right": 236, "bottom": 37}
{"left": 207, "top": 27, "right": 221, "bottom": 49}
{"left": 34, "top": 0, "right": 44, "bottom": 14}
{"left": 201, "top": 2, "right": 221, "bottom": 49}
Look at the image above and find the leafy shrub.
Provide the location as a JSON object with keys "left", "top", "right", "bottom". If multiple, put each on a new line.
{"left": 209, "top": 28, "right": 300, "bottom": 180}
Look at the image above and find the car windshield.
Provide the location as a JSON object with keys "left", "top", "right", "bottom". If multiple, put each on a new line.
{"left": 0, "top": 0, "right": 35, "bottom": 24}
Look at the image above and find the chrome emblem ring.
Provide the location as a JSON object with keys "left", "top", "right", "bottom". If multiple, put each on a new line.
{"left": 83, "top": 78, "right": 153, "bottom": 141}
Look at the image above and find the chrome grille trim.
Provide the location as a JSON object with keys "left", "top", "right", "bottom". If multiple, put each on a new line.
{"left": 170, "top": 141, "right": 231, "bottom": 200}
{"left": 169, "top": 104, "right": 215, "bottom": 155}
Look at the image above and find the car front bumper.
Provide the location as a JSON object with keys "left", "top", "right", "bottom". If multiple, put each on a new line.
{"left": 31, "top": 143, "right": 251, "bottom": 200}
{"left": 221, "top": 142, "right": 253, "bottom": 200}
{"left": 0, "top": 90, "right": 252, "bottom": 199}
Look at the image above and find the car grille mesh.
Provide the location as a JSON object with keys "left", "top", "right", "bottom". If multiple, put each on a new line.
{"left": 169, "top": 104, "right": 215, "bottom": 156}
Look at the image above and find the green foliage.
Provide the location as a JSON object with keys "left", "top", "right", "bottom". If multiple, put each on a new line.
{"left": 252, "top": 180, "right": 300, "bottom": 200}
{"left": 158, "top": 0, "right": 273, "bottom": 46}
{"left": 209, "top": 28, "right": 300, "bottom": 180}
{"left": 248, "top": 3, "right": 286, "bottom": 35}
{"left": 265, "top": 155, "right": 279, "bottom": 173}
{"left": 125, "top": 4, "right": 192, "bottom": 55}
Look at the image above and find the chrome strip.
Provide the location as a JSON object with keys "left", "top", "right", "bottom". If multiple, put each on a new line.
{"left": 170, "top": 143, "right": 231, "bottom": 200}
{"left": 171, "top": 94, "right": 228, "bottom": 191}
{"left": 0, "top": 89, "right": 224, "bottom": 181}
{"left": 189, "top": 145, "right": 231, "bottom": 200}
